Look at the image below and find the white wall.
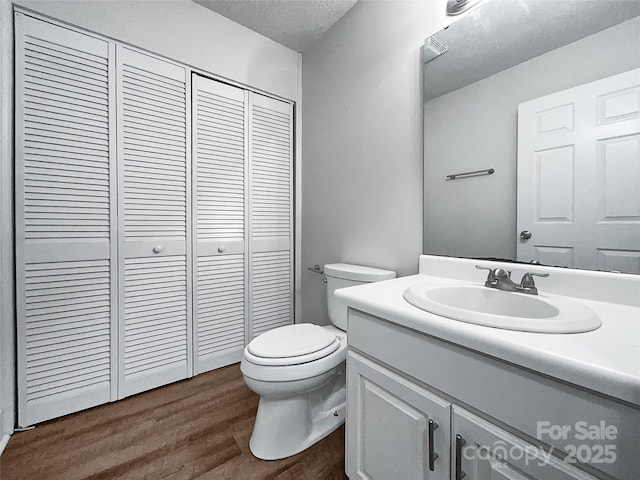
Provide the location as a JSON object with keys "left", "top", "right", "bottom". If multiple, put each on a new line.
{"left": 0, "top": 0, "right": 15, "bottom": 446}
{"left": 14, "top": 0, "right": 299, "bottom": 101}
{"left": 424, "top": 16, "right": 640, "bottom": 260}
{"left": 301, "top": 1, "right": 448, "bottom": 325}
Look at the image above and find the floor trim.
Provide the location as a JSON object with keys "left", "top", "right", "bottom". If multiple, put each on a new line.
{"left": 0, "top": 433, "right": 10, "bottom": 456}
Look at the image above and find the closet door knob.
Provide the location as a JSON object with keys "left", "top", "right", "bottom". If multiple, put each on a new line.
{"left": 218, "top": 246, "right": 225, "bottom": 253}
{"left": 152, "top": 245, "right": 164, "bottom": 254}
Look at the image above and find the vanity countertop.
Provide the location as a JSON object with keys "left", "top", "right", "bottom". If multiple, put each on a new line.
{"left": 335, "top": 258, "right": 640, "bottom": 407}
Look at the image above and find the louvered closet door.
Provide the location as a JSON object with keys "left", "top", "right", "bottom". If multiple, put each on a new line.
{"left": 15, "top": 14, "right": 117, "bottom": 426}
{"left": 248, "top": 93, "right": 294, "bottom": 338}
{"left": 117, "top": 47, "right": 192, "bottom": 397}
{"left": 192, "top": 75, "right": 248, "bottom": 374}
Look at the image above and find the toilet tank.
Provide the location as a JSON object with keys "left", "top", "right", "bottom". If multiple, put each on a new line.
{"left": 324, "top": 263, "right": 396, "bottom": 331}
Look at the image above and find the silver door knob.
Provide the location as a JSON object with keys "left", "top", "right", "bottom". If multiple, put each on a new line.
{"left": 520, "top": 230, "right": 532, "bottom": 240}
{"left": 152, "top": 245, "right": 164, "bottom": 253}
{"left": 217, "top": 246, "right": 225, "bottom": 253}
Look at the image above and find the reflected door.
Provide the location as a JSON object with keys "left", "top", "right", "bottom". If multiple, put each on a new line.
{"left": 517, "top": 68, "right": 640, "bottom": 273}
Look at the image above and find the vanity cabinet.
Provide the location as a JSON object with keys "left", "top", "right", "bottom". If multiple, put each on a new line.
{"left": 345, "top": 308, "right": 636, "bottom": 480}
{"left": 347, "top": 352, "right": 451, "bottom": 480}
{"left": 347, "top": 351, "right": 596, "bottom": 480}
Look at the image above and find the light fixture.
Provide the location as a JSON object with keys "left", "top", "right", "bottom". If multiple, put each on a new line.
{"left": 446, "top": 0, "right": 485, "bottom": 16}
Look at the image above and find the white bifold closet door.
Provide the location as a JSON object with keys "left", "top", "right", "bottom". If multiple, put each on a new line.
{"left": 248, "top": 93, "right": 294, "bottom": 338}
{"left": 15, "top": 13, "right": 294, "bottom": 425}
{"left": 192, "top": 75, "right": 248, "bottom": 374}
{"left": 15, "top": 14, "right": 117, "bottom": 426}
{"left": 116, "top": 47, "right": 192, "bottom": 397}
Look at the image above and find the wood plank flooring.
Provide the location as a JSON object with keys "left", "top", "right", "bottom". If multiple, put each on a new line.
{"left": 1, "top": 364, "right": 348, "bottom": 480}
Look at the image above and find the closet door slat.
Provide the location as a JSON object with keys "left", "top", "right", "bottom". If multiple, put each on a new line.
{"left": 117, "top": 47, "right": 191, "bottom": 398}
{"left": 15, "top": 13, "right": 117, "bottom": 427}
{"left": 192, "top": 75, "right": 247, "bottom": 374}
{"left": 248, "top": 93, "right": 294, "bottom": 339}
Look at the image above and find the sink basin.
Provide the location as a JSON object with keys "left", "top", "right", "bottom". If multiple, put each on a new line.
{"left": 403, "top": 283, "right": 602, "bottom": 333}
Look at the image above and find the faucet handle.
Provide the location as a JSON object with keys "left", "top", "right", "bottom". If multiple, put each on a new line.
{"left": 476, "top": 265, "right": 497, "bottom": 287}
{"left": 520, "top": 272, "right": 549, "bottom": 288}
{"left": 476, "top": 265, "right": 497, "bottom": 280}
{"left": 475, "top": 265, "right": 493, "bottom": 272}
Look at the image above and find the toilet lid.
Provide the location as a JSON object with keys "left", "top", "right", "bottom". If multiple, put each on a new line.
{"left": 248, "top": 323, "right": 338, "bottom": 360}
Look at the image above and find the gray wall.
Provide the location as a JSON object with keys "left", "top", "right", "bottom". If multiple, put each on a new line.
{"left": 301, "top": 0, "right": 448, "bottom": 325}
{"left": 424, "top": 16, "right": 640, "bottom": 259}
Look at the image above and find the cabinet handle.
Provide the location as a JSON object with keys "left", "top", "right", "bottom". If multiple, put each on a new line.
{"left": 455, "top": 434, "right": 467, "bottom": 480}
{"left": 152, "top": 245, "right": 163, "bottom": 254}
{"left": 428, "top": 419, "right": 439, "bottom": 471}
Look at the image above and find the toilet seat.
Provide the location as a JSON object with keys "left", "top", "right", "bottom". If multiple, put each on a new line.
{"left": 241, "top": 330, "right": 347, "bottom": 384}
{"left": 246, "top": 323, "right": 340, "bottom": 366}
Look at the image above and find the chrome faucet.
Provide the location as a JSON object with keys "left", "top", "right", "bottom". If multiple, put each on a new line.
{"left": 476, "top": 266, "right": 549, "bottom": 295}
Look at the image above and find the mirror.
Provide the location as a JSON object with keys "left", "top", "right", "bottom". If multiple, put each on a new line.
{"left": 422, "top": 0, "right": 640, "bottom": 274}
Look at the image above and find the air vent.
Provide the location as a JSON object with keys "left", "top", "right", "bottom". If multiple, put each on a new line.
{"left": 423, "top": 36, "right": 448, "bottom": 64}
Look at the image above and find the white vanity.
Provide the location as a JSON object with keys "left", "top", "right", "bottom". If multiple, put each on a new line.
{"left": 336, "top": 255, "right": 640, "bottom": 480}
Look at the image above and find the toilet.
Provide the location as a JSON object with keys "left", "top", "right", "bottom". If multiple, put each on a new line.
{"left": 241, "top": 263, "right": 396, "bottom": 460}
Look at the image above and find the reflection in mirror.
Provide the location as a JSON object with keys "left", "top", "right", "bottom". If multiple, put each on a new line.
{"left": 422, "top": 0, "right": 640, "bottom": 274}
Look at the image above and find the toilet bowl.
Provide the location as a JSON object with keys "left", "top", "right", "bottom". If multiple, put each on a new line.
{"left": 241, "top": 263, "right": 396, "bottom": 460}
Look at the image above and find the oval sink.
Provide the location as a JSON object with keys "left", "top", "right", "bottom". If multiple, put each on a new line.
{"left": 403, "top": 283, "right": 601, "bottom": 333}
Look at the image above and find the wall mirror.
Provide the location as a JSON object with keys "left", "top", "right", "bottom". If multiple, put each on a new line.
{"left": 422, "top": 0, "right": 640, "bottom": 274}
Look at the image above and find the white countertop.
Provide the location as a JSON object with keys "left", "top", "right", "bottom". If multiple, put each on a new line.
{"left": 335, "top": 269, "right": 640, "bottom": 406}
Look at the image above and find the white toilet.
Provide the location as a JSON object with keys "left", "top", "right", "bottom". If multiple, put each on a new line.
{"left": 241, "top": 263, "right": 396, "bottom": 460}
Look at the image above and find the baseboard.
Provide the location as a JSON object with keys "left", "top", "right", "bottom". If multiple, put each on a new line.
{"left": 0, "top": 433, "right": 9, "bottom": 456}
{"left": 0, "top": 408, "right": 9, "bottom": 456}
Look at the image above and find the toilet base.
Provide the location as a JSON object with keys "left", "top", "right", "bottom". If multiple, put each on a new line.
{"left": 248, "top": 364, "right": 346, "bottom": 460}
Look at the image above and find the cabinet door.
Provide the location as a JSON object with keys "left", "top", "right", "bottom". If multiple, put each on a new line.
{"left": 452, "top": 406, "right": 599, "bottom": 480}
{"left": 192, "top": 74, "right": 247, "bottom": 373}
{"left": 347, "top": 352, "right": 451, "bottom": 480}
{"left": 15, "top": 13, "right": 117, "bottom": 426}
{"left": 248, "top": 93, "right": 294, "bottom": 338}
{"left": 116, "top": 47, "right": 191, "bottom": 397}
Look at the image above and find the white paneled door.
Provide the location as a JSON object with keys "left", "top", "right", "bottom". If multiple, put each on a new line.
{"left": 192, "top": 75, "right": 248, "bottom": 374}
{"left": 15, "top": 14, "right": 117, "bottom": 426}
{"left": 517, "top": 68, "right": 640, "bottom": 273}
{"left": 116, "top": 47, "right": 192, "bottom": 397}
{"left": 248, "top": 93, "right": 294, "bottom": 339}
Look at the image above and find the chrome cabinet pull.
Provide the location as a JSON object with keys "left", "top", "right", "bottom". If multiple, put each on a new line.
{"left": 428, "top": 419, "right": 439, "bottom": 471}
{"left": 455, "top": 434, "right": 467, "bottom": 480}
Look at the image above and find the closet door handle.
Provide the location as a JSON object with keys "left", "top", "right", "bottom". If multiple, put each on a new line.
{"left": 152, "top": 245, "right": 164, "bottom": 254}
{"left": 428, "top": 419, "right": 439, "bottom": 471}
{"left": 217, "top": 245, "right": 225, "bottom": 253}
{"left": 455, "top": 434, "right": 467, "bottom": 480}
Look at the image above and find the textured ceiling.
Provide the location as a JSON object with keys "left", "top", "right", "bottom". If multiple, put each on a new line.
{"left": 192, "top": 0, "right": 358, "bottom": 52}
{"left": 425, "top": 0, "right": 640, "bottom": 100}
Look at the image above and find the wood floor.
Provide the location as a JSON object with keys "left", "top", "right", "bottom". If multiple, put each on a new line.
{"left": 1, "top": 364, "right": 348, "bottom": 480}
